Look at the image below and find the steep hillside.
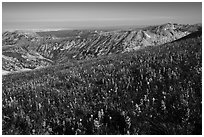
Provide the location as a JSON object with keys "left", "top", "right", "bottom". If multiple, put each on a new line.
{"left": 2, "top": 23, "right": 201, "bottom": 73}
{"left": 2, "top": 30, "right": 202, "bottom": 135}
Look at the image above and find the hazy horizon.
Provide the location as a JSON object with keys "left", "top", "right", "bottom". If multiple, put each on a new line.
{"left": 2, "top": 2, "right": 202, "bottom": 31}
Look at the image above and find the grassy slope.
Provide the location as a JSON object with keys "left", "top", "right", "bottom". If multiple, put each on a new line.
{"left": 2, "top": 32, "right": 202, "bottom": 135}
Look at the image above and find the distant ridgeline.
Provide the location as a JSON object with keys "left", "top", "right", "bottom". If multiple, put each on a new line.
{"left": 2, "top": 23, "right": 201, "bottom": 74}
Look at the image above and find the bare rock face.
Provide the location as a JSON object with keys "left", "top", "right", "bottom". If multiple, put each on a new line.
{"left": 2, "top": 23, "right": 201, "bottom": 73}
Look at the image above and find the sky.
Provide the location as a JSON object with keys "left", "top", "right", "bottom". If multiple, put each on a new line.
{"left": 2, "top": 2, "right": 202, "bottom": 30}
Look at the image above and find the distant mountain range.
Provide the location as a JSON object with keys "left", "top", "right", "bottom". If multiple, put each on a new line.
{"left": 2, "top": 23, "right": 202, "bottom": 74}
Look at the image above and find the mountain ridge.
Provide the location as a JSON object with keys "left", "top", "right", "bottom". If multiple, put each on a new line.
{"left": 2, "top": 28, "right": 202, "bottom": 134}
{"left": 2, "top": 23, "right": 202, "bottom": 74}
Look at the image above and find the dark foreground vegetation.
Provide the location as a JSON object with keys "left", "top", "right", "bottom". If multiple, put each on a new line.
{"left": 2, "top": 32, "right": 202, "bottom": 135}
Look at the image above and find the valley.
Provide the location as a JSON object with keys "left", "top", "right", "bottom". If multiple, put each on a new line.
{"left": 2, "top": 23, "right": 201, "bottom": 74}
